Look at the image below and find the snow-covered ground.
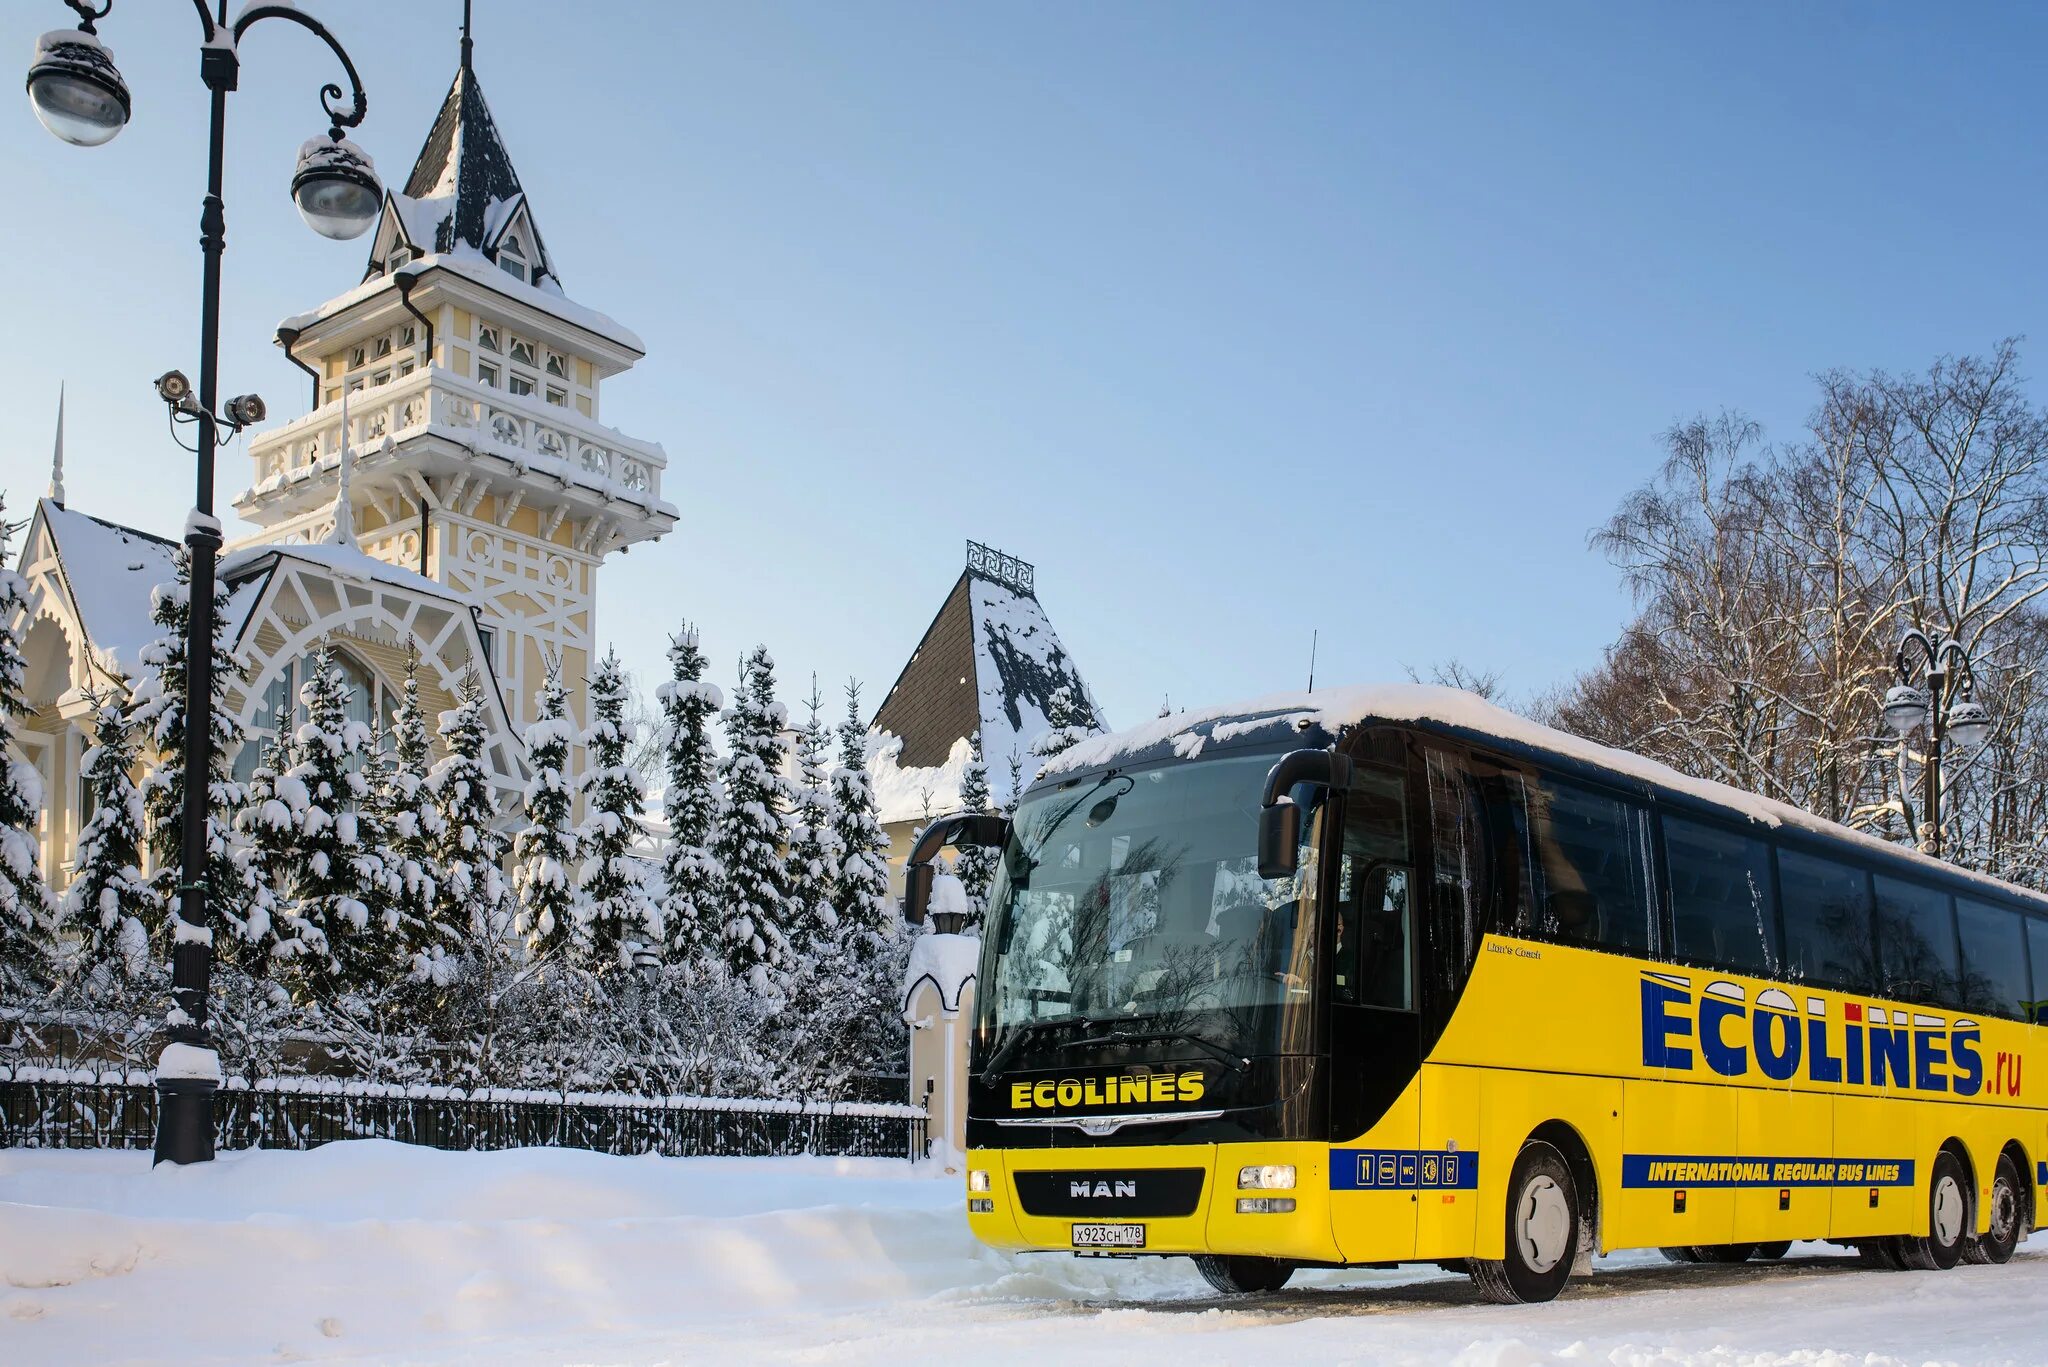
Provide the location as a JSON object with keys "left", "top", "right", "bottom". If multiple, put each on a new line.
{"left": 4, "top": 1141, "right": 2046, "bottom": 1366}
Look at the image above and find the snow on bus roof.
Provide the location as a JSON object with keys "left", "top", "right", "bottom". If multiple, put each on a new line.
{"left": 1040, "top": 682, "right": 2048, "bottom": 908}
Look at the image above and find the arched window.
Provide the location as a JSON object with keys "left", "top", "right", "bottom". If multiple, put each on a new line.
{"left": 497, "top": 233, "right": 527, "bottom": 284}
{"left": 232, "top": 648, "right": 395, "bottom": 782}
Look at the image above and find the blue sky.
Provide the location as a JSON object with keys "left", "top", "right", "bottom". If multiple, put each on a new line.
{"left": 6, "top": 2, "right": 2046, "bottom": 730}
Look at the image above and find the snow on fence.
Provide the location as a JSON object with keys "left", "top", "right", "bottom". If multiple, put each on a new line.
{"left": 0, "top": 1066, "right": 929, "bottom": 1160}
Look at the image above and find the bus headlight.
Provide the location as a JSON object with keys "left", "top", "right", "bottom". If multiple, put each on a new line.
{"left": 968, "top": 1170, "right": 992, "bottom": 1193}
{"left": 1237, "top": 1197, "right": 1297, "bottom": 1214}
{"left": 1237, "top": 1164, "right": 1296, "bottom": 1190}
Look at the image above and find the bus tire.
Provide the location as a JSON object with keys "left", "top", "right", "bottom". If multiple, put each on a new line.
{"left": 1896, "top": 1149, "right": 1968, "bottom": 1272}
{"left": 1687, "top": 1243, "right": 1757, "bottom": 1263}
{"left": 1752, "top": 1241, "right": 1792, "bottom": 1261}
{"left": 1962, "top": 1152, "right": 2024, "bottom": 1266}
{"left": 1192, "top": 1255, "right": 1294, "bottom": 1296}
{"left": 1469, "top": 1140, "right": 1579, "bottom": 1305}
{"left": 1657, "top": 1246, "right": 1701, "bottom": 1264}
{"left": 1857, "top": 1238, "right": 1904, "bottom": 1270}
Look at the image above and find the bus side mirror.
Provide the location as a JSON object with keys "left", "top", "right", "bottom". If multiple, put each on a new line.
{"left": 903, "top": 862, "right": 935, "bottom": 925}
{"left": 1257, "top": 801, "right": 1301, "bottom": 880}
{"left": 1256, "top": 746, "right": 1351, "bottom": 880}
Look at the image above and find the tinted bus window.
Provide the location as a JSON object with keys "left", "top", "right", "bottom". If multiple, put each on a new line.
{"left": 1664, "top": 816, "right": 1777, "bottom": 977}
{"left": 1875, "top": 875, "right": 1961, "bottom": 1008}
{"left": 1333, "top": 767, "right": 1411, "bottom": 1010}
{"left": 2027, "top": 919, "right": 2048, "bottom": 1024}
{"left": 1955, "top": 897, "right": 2031, "bottom": 1021}
{"left": 1525, "top": 777, "right": 1654, "bottom": 952}
{"left": 1778, "top": 850, "right": 1877, "bottom": 993}
{"left": 1424, "top": 749, "right": 1488, "bottom": 1000}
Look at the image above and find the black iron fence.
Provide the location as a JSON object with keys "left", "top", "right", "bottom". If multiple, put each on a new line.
{"left": 0, "top": 1066, "right": 928, "bottom": 1160}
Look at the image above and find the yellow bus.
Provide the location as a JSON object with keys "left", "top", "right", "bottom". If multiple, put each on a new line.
{"left": 902, "top": 685, "right": 2046, "bottom": 1302}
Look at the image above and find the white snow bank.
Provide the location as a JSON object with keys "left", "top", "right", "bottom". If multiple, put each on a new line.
{"left": 6, "top": 1142, "right": 2048, "bottom": 1366}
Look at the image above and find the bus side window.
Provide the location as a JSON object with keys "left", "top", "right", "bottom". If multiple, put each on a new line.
{"left": 1777, "top": 849, "right": 1877, "bottom": 994}
{"left": 1335, "top": 769, "right": 1411, "bottom": 1010}
{"left": 1875, "top": 875, "right": 1961, "bottom": 1009}
{"left": 1956, "top": 897, "right": 2030, "bottom": 1020}
{"left": 1476, "top": 770, "right": 1539, "bottom": 939}
{"left": 1525, "top": 776, "right": 1654, "bottom": 954}
{"left": 1663, "top": 815, "right": 1778, "bottom": 978}
{"left": 1425, "top": 749, "right": 1489, "bottom": 993}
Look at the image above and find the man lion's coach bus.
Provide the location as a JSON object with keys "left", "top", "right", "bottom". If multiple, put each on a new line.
{"left": 900, "top": 685, "right": 2047, "bottom": 1303}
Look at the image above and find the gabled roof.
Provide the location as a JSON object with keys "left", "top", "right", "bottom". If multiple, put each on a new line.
{"left": 365, "top": 63, "right": 555, "bottom": 289}
{"left": 872, "top": 543, "right": 1104, "bottom": 773}
{"left": 31, "top": 500, "right": 181, "bottom": 679}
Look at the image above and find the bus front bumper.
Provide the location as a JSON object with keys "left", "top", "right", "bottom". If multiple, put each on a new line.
{"left": 964, "top": 1142, "right": 1341, "bottom": 1263}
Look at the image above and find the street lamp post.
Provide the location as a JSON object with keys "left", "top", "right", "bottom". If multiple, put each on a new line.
{"left": 26, "top": 0, "right": 381, "bottom": 1165}
{"left": 1880, "top": 628, "right": 1994, "bottom": 860}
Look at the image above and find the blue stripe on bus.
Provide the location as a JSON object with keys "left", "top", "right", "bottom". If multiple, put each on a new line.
{"left": 1330, "top": 1149, "right": 1479, "bottom": 1191}
{"left": 1621, "top": 1155, "right": 1914, "bottom": 1188}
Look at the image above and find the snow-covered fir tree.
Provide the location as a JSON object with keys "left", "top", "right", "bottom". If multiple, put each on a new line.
{"left": 1030, "top": 684, "right": 1094, "bottom": 768}
{"left": 0, "top": 501, "right": 56, "bottom": 998}
{"left": 276, "top": 644, "right": 392, "bottom": 992}
{"left": 131, "top": 547, "right": 246, "bottom": 951}
{"left": 954, "top": 729, "right": 996, "bottom": 918}
{"left": 657, "top": 625, "right": 723, "bottom": 969}
{"left": 831, "top": 679, "right": 895, "bottom": 940}
{"left": 713, "top": 646, "right": 792, "bottom": 994}
{"left": 582, "top": 649, "right": 661, "bottom": 972}
{"left": 231, "top": 736, "right": 296, "bottom": 970}
{"left": 429, "top": 670, "right": 511, "bottom": 950}
{"left": 1002, "top": 748, "right": 1027, "bottom": 816}
{"left": 61, "top": 690, "right": 150, "bottom": 979}
{"left": 783, "top": 678, "right": 844, "bottom": 973}
{"left": 513, "top": 661, "right": 583, "bottom": 961}
{"left": 381, "top": 645, "right": 446, "bottom": 980}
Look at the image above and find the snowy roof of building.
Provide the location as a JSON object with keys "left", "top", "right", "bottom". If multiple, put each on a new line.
{"left": 220, "top": 541, "right": 469, "bottom": 610}
{"left": 280, "top": 250, "right": 642, "bottom": 356}
{"left": 900, "top": 928, "right": 980, "bottom": 1016}
{"left": 871, "top": 542, "right": 1104, "bottom": 777}
{"left": 377, "top": 61, "right": 558, "bottom": 290}
{"left": 1040, "top": 681, "right": 2048, "bottom": 910}
{"left": 34, "top": 500, "right": 179, "bottom": 679}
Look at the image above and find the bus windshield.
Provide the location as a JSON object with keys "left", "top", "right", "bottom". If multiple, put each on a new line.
{"left": 980, "top": 750, "right": 1322, "bottom": 1058}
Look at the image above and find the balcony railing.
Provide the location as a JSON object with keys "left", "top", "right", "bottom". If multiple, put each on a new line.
{"left": 240, "top": 366, "right": 673, "bottom": 518}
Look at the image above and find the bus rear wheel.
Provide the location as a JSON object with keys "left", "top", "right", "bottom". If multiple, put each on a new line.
{"left": 1752, "top": 1241, "right": 1792, "bottom": 1260}
{"left": 1688, "top": 1243, "right": 1758, "bottom": 1263}
{"left": 1962, "top": 1152, "right": 2024, "bottom": 1266}
{"left": 1470, "top": 1140, "right": 1579, "bottom": 1305}
{"left": 1895, "top": 1150, "right": 1968, "bottom": 1272}
{"left": 1193, "top": 1255, "right": 1294, "bottom": 1296}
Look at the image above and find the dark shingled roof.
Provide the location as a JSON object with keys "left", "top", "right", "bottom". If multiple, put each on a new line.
{"left": 372, "top": 63, "right": 556, "bottom": 287}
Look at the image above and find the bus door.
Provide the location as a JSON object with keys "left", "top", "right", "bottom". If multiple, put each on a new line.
{"left": 1326, "top": 747, "right": 1423, "bottom": 1261}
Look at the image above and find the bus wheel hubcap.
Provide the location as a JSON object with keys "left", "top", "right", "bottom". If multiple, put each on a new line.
{"left": 1991, "top": 1183, "right": 2015, "bottom": 1241}
{"left": 1932, "top": 1176, "right": 1963, "bottom": 1246}
{"left": 1517, "top": 1175, "right": 1571, "bottom": 1272}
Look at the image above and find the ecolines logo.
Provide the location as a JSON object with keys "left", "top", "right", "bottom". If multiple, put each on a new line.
{"left": 1639, "top": 972, "right": 1985, "bottom": 1096}
{"left": 1008, "top": 1071, "right": 1206, "bottom": 1111}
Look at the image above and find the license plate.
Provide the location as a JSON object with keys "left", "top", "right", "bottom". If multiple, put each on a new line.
{"left": 1072, "top": 1222, "right": 1146, "bottom": 1249}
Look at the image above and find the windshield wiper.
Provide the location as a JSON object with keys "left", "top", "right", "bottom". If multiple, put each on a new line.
{"left": 1058, "top": 1029, "right": 1248, "bottom": 1075}
{"left": 984, "top": 1017, "right": 1094, "bottom": 1082}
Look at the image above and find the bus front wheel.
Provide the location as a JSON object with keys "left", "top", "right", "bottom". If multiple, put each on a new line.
{"left": 1192, "top": 1255, "right": 1294, "bottom": 1296}
{"left": 1470, "top": 1140, "right": 1579, "bottom": 1305}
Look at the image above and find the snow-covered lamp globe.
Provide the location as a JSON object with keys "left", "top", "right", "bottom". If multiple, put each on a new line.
{"left": 1882, "top": 684, "right": 1930, "bottom": 738}
{"left": 1945, "top": 698, "right": 1993, "bottom": 751}
{"left": 291, "top": 134, "right": 380, "bottom": 240}
{"left": 927, "top": 869, "right": 970, "bottom": 936}
{"left": 25, "top": 28, "right": 131, "bottom": 147}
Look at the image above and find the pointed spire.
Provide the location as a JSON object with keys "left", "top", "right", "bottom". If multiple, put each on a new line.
{"left": 325, "top": 386, "right": 356, "bottom": 548}
{"left": 46, "top": 383, "right": 65, "bottom": 507}
{"left": 460, "top": 0, "right": 474, "bottom": 73}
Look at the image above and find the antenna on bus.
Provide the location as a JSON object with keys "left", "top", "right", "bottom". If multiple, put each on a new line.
{"left": 1307, "top": 628, "right": 1318, "bottom": 694}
